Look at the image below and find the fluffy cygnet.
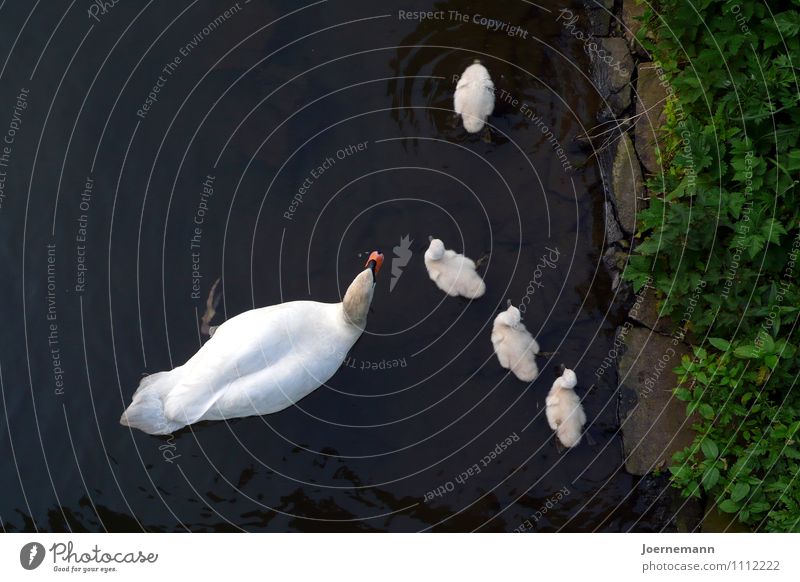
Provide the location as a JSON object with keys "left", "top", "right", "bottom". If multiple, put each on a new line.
{"left": 424, "top": 238, "right": 486, "bottom": 299}
{"left": 491, "top": 303, "right": 540, "bottom": 382}
{"left": 454, "top": 60, "right": 495, "bottom": 133}
{"left": 545, "top": 366, "right": 586, "bottom": 448}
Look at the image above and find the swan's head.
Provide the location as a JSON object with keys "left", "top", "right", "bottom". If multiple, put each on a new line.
{"left": 425, "top": 238, "right": 445, "bottom": 261}
{"left": 364, "top": 250, "right": 384, "bottom": 282}
{"left": 494, "top": 304, "right": 522, "bottom": 328}
{"left": 343, "top": 251, "right": 383, "bottom": 328}
{"left": 558, "top": 367, "right": 578, "bottom": 390}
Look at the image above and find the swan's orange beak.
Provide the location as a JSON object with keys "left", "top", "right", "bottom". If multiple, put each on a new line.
{"left": 365, "top": 251, "right": 384, "bottom": 277}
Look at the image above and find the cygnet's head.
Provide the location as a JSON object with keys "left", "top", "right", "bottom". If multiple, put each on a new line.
{"left": 461, "top": 62, "right": 491, "bottom": 84}
{"left": 425, "top": 238, "right": 445, "bottom": 261}
{"left": 559, "top": 367, "right": 578, "bottom": 390}
{"left": 494, "top": 304, "right": 522, "bottom": 328}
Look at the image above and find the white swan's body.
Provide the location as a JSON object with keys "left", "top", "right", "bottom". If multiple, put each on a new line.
{"left": 424, "top": 238, "right": 486, "bottom": 299}
{"left": 121, "top": 254, "right": 383, "bottom": 435}
{"left": 545, "top": 368, "right": 586, "bottom": 448}
{"left": 491, "top": 305, "right": 539, "bottom": 382}
{"left": 454, "top": 61, "right": 495, "bottom": 133}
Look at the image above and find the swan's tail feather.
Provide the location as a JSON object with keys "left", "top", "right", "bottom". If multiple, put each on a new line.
{"left": 133, "top": 370, "right": 172, "bottom": 394}
{"left": 120, "top": 369, "right": 186, "bottom": 435}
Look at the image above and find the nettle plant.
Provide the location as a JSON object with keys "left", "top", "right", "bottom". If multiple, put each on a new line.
{"left": 623, "top": 1, "right": 800, "bottom": 530}
{"left": 671, "top": 338, "right": 800, "bottom": 531}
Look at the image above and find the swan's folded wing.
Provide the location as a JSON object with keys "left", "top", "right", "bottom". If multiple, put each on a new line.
{"left": 163, "top": 305, "right": 290, "bottom": 425}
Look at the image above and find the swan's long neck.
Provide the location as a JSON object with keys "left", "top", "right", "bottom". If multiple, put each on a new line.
{"left": 342, "top": 269, "right": 375, "bottom": 329}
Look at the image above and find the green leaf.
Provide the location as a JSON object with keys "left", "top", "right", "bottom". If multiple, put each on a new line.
{"left": 718, "top": 499, "right": 740, "bottom": 513}
{"left": 746, "top": 233, "right": 767, "bottom": 258}
{"left": 669, "top": 464, "right": 690, "bottom": 480}
{"left": 702, "top": 467, "right": 720, "bottom": 491}
{"left": 699, "top": 403, "right": 716, "bottom": 419}
{"left": 749, "top": 501, "right": 771, "bottom": 514}
{"left": 701, "top": 439, "right": 719, "bottom": 459}
{"left": 784, "top": 448, "right": 800, "bottom": 460}
{"left": 731, "top": 482, "right": 751, "bottom": 502}
{"left": 775, "top": 11, "right": 800, "bottom": 36}
{"left": 709, "top": 337, "right": 731, "bottom": 351}
{"left": 756, "top": 332, "right": 775, "bottom": 355}
{"left": 734, "top": 345, "right": 761, "bottom": 359}
{"left": 761, "top": 218, "right": 787, "bottom": 246}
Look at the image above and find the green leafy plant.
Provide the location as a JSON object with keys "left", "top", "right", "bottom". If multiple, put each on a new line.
{"left": 670, "top": 340, "right": 800, "bottom": 531}
{"left": 624, "top": 1, "right": 800, "bottom": 531}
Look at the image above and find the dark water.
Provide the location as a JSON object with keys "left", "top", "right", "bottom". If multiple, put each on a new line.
{"left": 0, "top": 0, "right": 666, "bottom": 532}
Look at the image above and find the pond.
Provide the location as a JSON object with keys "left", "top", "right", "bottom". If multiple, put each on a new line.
{"left": 0, "top": 0, "right": 668, "bottom": 531}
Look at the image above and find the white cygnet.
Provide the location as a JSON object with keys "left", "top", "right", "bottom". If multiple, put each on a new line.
{"left": 454, "top": 60, "right": 495, "bottom": 133}
{"left": 424, "top": 238, "right": 486, "bottom": 299}
{"left": 491, "top": 304, "right": 540, "bottom": 382}
{"left": 545, "top": 366, "right": 586, "bottom": 448}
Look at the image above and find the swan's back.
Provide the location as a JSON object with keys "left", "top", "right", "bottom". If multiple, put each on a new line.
{"left": 121, "top": 301, "right": 358, "bottom": 434}
{"left": 164, "top": 301, "right": 352, "bottom": 423}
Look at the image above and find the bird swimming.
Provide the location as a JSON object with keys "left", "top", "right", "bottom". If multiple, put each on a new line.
{"left": 454, "top": 60, "right": 495, "bottom": 134}
{"left": 545, "top": 365, "right": 587, "bottom": 448}
{"left": 120, "top": 252, "right": 384, "bottom": 435}
{"left": 424, "top": 237, "right": 486, "bottom": 299}
{"left": 491, "top": 301, "right": 540, "bottom": 382}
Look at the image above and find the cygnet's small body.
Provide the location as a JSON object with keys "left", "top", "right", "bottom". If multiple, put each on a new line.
{"left": 454, "top": 61, "right": 495, "bottom": 133}
{"left": 491, "top": 304, "right": 539, "bottom": 382}
{"left": 424, "top": 238, "right": 486, "bottom": 299}
{"left": 545, "top": 367, "right": 586, "bottom": 448}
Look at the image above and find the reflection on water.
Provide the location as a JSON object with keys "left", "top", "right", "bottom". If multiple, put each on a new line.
{"left": 0, "top": 0, "right": 669, "bottom": 532}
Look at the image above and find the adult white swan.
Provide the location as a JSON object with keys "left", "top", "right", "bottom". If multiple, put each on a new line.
{"left": 120, "top": 252, "right": 384, "bottom": 435}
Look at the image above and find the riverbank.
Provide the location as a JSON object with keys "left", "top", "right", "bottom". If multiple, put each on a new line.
{"left": 593, "top": 0, "right": 800, "bottom": 532}
{"left": 577, "top": 0, "right": 704, "bottom": 532}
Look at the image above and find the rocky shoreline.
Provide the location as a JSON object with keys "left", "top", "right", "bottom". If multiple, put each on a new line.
{"left": 582, "top": 0, "right": 707, "bottom": 531}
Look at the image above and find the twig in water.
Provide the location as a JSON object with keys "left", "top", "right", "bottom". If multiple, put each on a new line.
{"left": 200, "top": 278, "right": 222, "bottom": 336}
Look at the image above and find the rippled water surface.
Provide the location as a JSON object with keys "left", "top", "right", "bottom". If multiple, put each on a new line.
{"left": 0, "top": 0, "right": 667, "bottom": 531}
